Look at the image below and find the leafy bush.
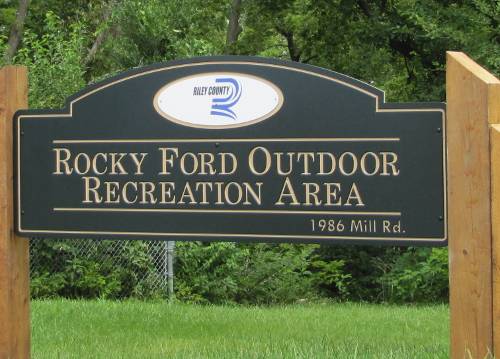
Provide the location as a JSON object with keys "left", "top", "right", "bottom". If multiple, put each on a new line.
{"left": 14, "top": 12, "right": 86, "bottom": 109}
{"left": 174, "top": 242, "right": 316, "bottom": 304}
{"left": 30, "top": 239, "right": 164, "bottom": 299}
{"left": 378, "top": 248, "right": 449, "bottom": 303}
{"left": 31, "top": 241, "right": 449, "bottom": 304}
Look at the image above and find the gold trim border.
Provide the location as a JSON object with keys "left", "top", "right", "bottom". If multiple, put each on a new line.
{"left": 52, "top": 137, "right": 401, "bottom": 144}
{"left": 53, "top": 208, "right": 402, "bottom": 216}
{"left": 16, "top": 60, "right": 447, "bottom": 242}
{"left": 16, "top": 228, "right": 446, "bottom": 243}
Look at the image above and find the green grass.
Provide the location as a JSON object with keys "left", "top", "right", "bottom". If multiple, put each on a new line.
{"left": 32, "top": 300, "right": 449, "bottom": 358}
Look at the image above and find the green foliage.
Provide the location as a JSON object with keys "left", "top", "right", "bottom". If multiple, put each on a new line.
{"left": 309, "top": 256, "right": 351, "bottom": 299}
{"left": 0, "top": 0, "right": 16, "bottom": 36}
{"left": 13, "top": 12, "right": 86, "bottom": 108}
{"left": 31, "top": 240, "right": 450, "bottom": 303}
{"left": 87, "top": 0, "right": 228, "bottom": 79}
{"left": 175, "top": 242, "right": 316, "bottom": 304}
{"left": 378, "top": 248, "right": 449, "bottom": 303}
{"left": 30, "top": 239, "right": 164, "bottom": 299}
{"left": 0, "top": 33, "right": 6, "bottom": 56}
{"left": 307, "top": 246, "right": 449, "bottom": 303}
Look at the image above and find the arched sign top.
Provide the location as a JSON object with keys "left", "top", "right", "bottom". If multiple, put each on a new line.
{"left": 14, "top": 56, "right": 446, "bottom": 245}
{"left": 59, "top": 56, "right": 387, "bottom": 113}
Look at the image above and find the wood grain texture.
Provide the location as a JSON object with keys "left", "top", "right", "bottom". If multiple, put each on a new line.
{"left": 0, "top": 66, "right": 29, "bottom": 359}
{"left": 489, "top": 86, "right": 500, "bottom": 358}
{"left": 447, "top": 51, "right": 498, "bottom": 359}
{"left": 491, "top": 124, "right": 500, "bottom": 359}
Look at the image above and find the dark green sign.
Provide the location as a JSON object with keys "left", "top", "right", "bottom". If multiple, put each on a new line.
{"left": 15, "top": 56, "right": 446, "bottom": 245}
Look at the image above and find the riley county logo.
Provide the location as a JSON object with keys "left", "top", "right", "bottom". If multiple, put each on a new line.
{"left": 154, "top": 72, "right": 284, "bottom": 129}
{"left": 192, "top": 78, "right": 243, "bottom": 120}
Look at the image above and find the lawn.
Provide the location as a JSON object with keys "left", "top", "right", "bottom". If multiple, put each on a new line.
{"left": 32, "top": 300, "right": 449, "bottom": 358}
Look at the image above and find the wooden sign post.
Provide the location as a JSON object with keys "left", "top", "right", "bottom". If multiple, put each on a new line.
{"left": 0, "top": 66, "right": 30, "bottom": 358}
{"left": 448, "top": 52, "right": 500, "bottom": 358}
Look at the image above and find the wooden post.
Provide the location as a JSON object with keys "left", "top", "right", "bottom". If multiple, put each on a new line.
{"left": 491, "top": 124, "right": 500, "bottom": 359}
{"left": 489, "top": 93, "right": 500, "bottom": 357}
{"left": 0, "top": 66, "right": 30, "bottom": 359}
{"left": 448, "top": 52, "right": 500, "bottom": 358}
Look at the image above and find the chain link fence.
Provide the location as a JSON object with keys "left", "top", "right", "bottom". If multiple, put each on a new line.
{"left": 29, "top": 238, "right": 174, "bottom": 299}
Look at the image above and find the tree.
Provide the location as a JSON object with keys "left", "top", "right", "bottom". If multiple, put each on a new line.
{"left": 3, "top": 0, "right": 29, "bottom": 63}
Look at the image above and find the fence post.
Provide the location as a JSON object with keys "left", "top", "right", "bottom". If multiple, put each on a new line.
{"left": 167, "top": 241, "right": 175, "bottom": 300}
{"left": 447, "top": 52, "right": 500, "bottom": 358}
{"left": 0, "top": 65, "right": 30, "bottom": 358}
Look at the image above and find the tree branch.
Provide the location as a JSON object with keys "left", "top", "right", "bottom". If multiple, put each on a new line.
{"left": 84, "top": 0, "right": 118, "bottom": 66}
{"left": 276, "top": 26, "right": 301, "bottom": 62}
{"left": 3, "top": 0, "right": 30, "bottom": 64}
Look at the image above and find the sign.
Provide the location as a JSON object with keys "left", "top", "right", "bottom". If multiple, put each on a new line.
{"left": 14, "top": 56, "right": 446, "bottom": 245}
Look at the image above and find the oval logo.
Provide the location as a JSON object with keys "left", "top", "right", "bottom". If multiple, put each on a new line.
{"left": 154, "top": 72, "right": 283, "bottom": 129}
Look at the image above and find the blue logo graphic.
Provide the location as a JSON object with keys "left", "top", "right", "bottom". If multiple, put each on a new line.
{"left": 210, "top": 78, "right": 242, "bottom": 120}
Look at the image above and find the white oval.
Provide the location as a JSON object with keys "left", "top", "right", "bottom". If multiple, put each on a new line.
{"left": 154, "top": 72, "right": 283, "bottom": 129}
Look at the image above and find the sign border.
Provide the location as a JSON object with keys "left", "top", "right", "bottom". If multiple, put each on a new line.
{"left": 14, "top": 57, "right": 447, "bottom": 245}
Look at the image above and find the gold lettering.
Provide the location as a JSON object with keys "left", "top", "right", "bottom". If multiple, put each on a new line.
{"left": 243, "top": 182, "right": 262, "bottom": 205}
{"left": 380, "top": 152, "right": 400, "bottom": 176}
{"left": 360, "top": 152, "right": 380, "bottom": 176}
{"left": 130, "top": 153, "right": 148, "bottom": 175}
{"left": 224, "top": 182, "right": 243, "bottom": 205}
{"left": 214, "top": 182, "right": 225, "bottom": 205}
{"left": 303, "top": 182, "right": 322, "bottom": 206}
{"left": 219, "top": 152, "right": 237, "bottom": 175}
{"left": 105, "top": 181, "right": 120, "bottom": 204}
{"left": 74, "top": 153, "right": 91, "bottom": 175}
{"left": 160, "top": 182, "right": 175, "bottom": 204}
{"left": 345, "top": 183, "right": 364, "bottom": 206}
{"left": 123, "top": 182, "right": 138, "bottom": 204}
{"left": 248, "top": 146, "right": 271, "bottom": 175}
{"left": 275, "top": 177, "right": 299, "bottom": 205}
{"left": 297, "top": 152, "right": 315, "bottom": 175}
{"left": 82, "top": 176, "right": 102, "bottom": 203}
{"left": 159, "top": 147, "right": 179, "bottom": 175}
{"left": 325, "top": 183, "right": 342, "bottom": 206}
{"left": 140, "top": 182, "right": 157, "bottom": 204}
{"left": 275, "top": 152, "right": 294, "bottom": 176}
{"left": 195, "top": 182, "right": 213, "bottom": 204}
{"left": 180, "top": 152, "right": 199, "bottom": 175}
{"left": 53, "top": 148, "right": 73, "bottom": 175}
{"left": 110, "top": 153, "right": 128, "bottom": 175}
{"left": 318, "top": 152, "right": 336, "bottom": 175}
{"left": 199, "top": 153, "right": 216, "bottom": 175}
{"left": 178, "top": 182, "right": 197, "bottom": 204}
{"left": 339, "top": 152, "right": 358, "bottom": 176}
{"left": 92, "top": 153, "right": 108, "bottom": 175}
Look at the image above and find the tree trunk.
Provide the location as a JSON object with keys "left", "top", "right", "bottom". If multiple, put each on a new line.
{"left": 3, "top": 0, "right": 30, "bottom": 64}
{"left": 276, "top": 27, "right": 301, "bottom": 62}
{"left": 225, "top": 0, "right": 242, "bottom": 54}
{"left": 85, "top": 0, "right": 118, "bottom": 66}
